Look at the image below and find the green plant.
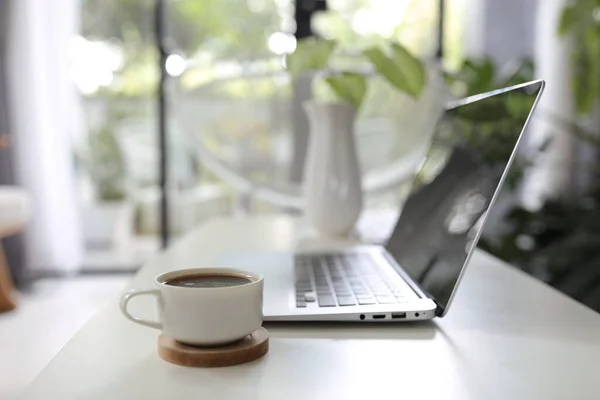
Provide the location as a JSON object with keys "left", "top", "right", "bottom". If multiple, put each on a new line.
{"left": 478, "top": 182, "right": 600, "bottom": 309}
{"left": 559, "top": 0, "right": 600, "bottom": 115}
{"left": 286, "top": 37, "right": 426, "bottom": 109}
{"left": 79, "top": 123, "right": 127, "bottom": 202}
{"left": 446, "top": 57, "right": 535, "bottom": 96}
{"left": 451, "top": 57, "right": 600, "bottom": 311}
{"left": 443, "top": 57, "right": 538, "bottom": 190}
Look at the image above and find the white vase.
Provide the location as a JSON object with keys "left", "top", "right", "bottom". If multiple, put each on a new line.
{"left": 302, "top": 101, "right": 363, "bottom": 237}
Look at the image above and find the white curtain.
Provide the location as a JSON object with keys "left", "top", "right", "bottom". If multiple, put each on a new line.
{"left": 6, "top": 0, "right": 83, "bottom": 273}
{"left": 464, "top": 0, "right": 584, "bottom": 210}
{"left": 522, "top": 0, "right": 577, "bottom": 210}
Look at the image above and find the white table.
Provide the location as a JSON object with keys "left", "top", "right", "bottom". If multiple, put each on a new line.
{"left": 23, "top": 216, "right": 600, "bottom": 399}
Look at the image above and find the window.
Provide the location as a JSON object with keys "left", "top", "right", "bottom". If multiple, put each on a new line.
{"left": 75, "top": 0, "right": 466, "bottom": 266}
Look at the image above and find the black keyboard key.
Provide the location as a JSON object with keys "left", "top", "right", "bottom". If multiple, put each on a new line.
{"left": 357, "top": 297, "right": 376, "bottom": 305}
{"left": 318, "top": 295, "right": 336, "bottom": 307}
{"left": 337, "top": 296, "right": 356, "bottom": 306}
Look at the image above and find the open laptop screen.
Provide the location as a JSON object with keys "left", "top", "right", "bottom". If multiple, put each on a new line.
{"left": 385, "top": 81, "right": 544, "bottom": 316}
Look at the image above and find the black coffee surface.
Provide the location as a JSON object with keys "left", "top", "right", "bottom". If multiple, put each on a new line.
{"left": 165, "top": 274, "right": 252, "bottom": 288}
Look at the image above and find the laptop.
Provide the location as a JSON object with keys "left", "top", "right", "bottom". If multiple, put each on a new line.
{"left": 223, "top": 80, "right": 545, "bottom": 322}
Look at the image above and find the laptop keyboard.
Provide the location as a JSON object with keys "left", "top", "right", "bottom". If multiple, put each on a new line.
{"left": 294, "top": 253, "right": 410, "bottom": 308}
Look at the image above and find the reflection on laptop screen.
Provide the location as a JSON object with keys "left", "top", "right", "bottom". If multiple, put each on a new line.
{"left": 385, "top": 81, "right": 544, "bottom": 316}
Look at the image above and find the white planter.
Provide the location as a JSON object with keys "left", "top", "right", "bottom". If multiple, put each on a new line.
{"left": 302, "top": 102, "right": 363, "bottom": 237}
{"left": 82, "top": 201, "right": 133, "bottom": 251}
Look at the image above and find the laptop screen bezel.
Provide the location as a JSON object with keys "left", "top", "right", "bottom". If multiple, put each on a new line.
{"left": 384, "top": 80, "right": 545, "bottom": 317}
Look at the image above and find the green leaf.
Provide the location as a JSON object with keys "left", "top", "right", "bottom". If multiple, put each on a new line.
{"left": 460, "top": 58, "right": 495, "bottom": 94}
{"left": 286, "top": 38, "right": 335, "bottom": 81}
{"left": 363, "top": 43, "right": 426, "bottom": 98}
{"left": 558, "top": 6, "right": 577, "bottom": 36}
{"left": 324, "top": 72, "right": 367, "bottom": 109}
{"left": 506, "top": 92, "right": 534, "bottom": 118}
{"left": 363, "top": 47, "right": 400, "bottom": 88}
{"left": 390, "top": 43, "right": 426, "bottom": 97}
{"left": 573, "top": 29, "right": 600, "bottom": 115}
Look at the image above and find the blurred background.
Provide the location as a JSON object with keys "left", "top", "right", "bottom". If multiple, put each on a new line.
{"left": 1, "top": 0, "right": 468, "bottom": 276}
{"left": 1, "top": 0, "right": 600, "bottom": 393}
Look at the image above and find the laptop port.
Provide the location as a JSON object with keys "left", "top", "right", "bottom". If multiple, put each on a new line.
{"left": 372, "top": 314, "right": 386, "bottom": 319}
{"left": 391, "top": 312, "right": 406, "bottom": 319}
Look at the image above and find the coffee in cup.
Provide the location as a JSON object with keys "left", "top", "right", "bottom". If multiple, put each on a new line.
{"left": 120, "top": 268, "right": 263, "bottom": 346}
{"left": 164, "top": 274, "right": 253, "bottom": 288}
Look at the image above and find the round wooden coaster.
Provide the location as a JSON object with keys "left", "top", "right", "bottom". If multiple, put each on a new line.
{"left": 157, "top": 327, "right": 269, "bottom": 368}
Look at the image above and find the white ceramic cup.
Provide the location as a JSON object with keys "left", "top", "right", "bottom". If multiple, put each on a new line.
{"left": 119, "top": 268, "right": 263, "bottom": 346}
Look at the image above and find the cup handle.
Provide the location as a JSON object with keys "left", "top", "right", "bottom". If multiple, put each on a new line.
{"left": 119, "top": 289, "right": 163, "bottom": 330}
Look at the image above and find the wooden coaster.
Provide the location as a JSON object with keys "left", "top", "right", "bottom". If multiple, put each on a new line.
{"left": 157, "top": 327, "right": 269, "bottom": 367}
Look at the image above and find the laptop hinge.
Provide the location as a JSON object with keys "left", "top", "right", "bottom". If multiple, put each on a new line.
{"left": 381, "top": 250, "right": 443, "bottom": 315}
